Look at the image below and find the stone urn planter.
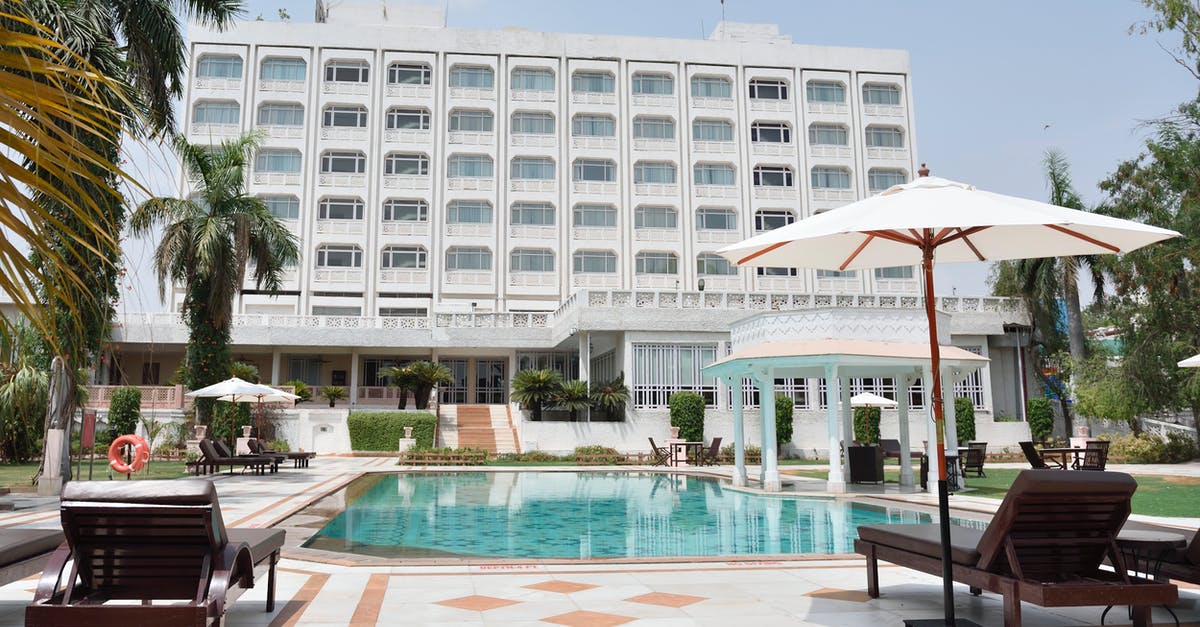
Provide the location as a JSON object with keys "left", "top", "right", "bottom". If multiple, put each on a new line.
{"left": 242, "top": 425, "right": 253, "bottom": 438}
{"left": 194, "top": 424, "right": 208, "bottom": 439}
{"left": 404, "top": 426, "right": 414, "bottom": 439}
{"left": 670, "top": 426, "right": 680, "bottom": 439}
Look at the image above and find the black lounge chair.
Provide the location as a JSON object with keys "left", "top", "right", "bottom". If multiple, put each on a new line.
{"left": 249, "top": 438, "right": 315, "bottom": 468}
{"left": 961, "top": 441, "right": 987, "bottom": 477}
{"left": 1080, "top": 440, "right": 1110, "bottom": 471}
{"left": 25, "top": 480, "right": 284, "bottom": 626}
{"left": 201, "top": 439, "right": 276, "bottom": 475}
{"left": 855, "top": 470, "right": 1177, "bottom": 627}
{"left": 1019, "top": 440, "right": 1059, "bottom": 469}
{"left": 0, "top": 528, "right": 63, "bottom": 587}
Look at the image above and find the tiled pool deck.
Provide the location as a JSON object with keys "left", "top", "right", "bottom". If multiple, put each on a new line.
{"left": 1, "top": 457, "right": 1197, "bottom": 626}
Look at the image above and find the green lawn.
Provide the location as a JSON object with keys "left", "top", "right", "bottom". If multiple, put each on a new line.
{"left": 0, "top": 461, "right": 190, "bottom": 488}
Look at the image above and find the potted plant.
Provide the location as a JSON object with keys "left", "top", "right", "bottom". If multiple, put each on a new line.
{"left": 553, "top": 380, "right": 591, "bottom": 422}
{"left": 285, "top": 380, "right": 312, "bottom": 405}
{"left": 589, "top": 374, "right": 629, "bottom": 421}
{"left": 321, "top": 385, "right": 347, "bottom": 407}
{"left": 510, "top": 369, "right": 562, "bottom": 421}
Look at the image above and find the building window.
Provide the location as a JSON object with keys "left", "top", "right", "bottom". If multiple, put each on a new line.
{"left": 449, "top": 108, "right": 494, "bottom": 132}
{"left": 324, "top": 60, "right": 369, "bottom": 82}
{"left": 635, "top": 205, "right": 677, "bottom": 229}
{"left": 863, "top": 83, "right": 901, "bottom": 105}
{"left": 817, "top": 269, "right": 857, "bottom": 279}
{"left": 511, "top": 111, "right": 554, "bottom": 134}
{"left": 572, "top": 71, "right": 614, "bottom": 94}
{"left": 318, "top": 197, "right": 364, "bottom": 220}
{"left": 386, "top": 107, "right": 430, "bottom": 129}
{"left": 572, "top": 159, "right": 615, "bottom": 182}
{"left": 696, "top": 207, "right": 736, "bottom": 230}
{"left": 868, "top": 168, "right": 907, "bottom": 192}
{"left": 632, "top": 343, "right": 718, "bottom": 408}
{"left": 510, "top": 157, "right": 556, "bottom": 179}
{"left": 257, "top": 103, "right": 304, "bottom": 126}
{"left": 381, "top": 246, "right": 427, "bottom": 269}
{"left": 751, "top": 122, "right": 791, "bottom": 143}
{"left": 193, "top": 100, "right": 239, "bottom": 124}
{"left": 633, "top": 116, "right": 675, "bottom": 139}
{"left": 446, "top": 200, "right": 492, "bottom": 224}
{"left": 755, "top": 209, "right": 794, "bottom": 231}
{"left": 632, "top": 72, "right": 674, "bottom": 95}
{"left": 748, "top": 78, "right": 788, "bottom": 100}
{"left": 512, "top": 67, "right": 554, "bottom": 91}
{"left": 634, "top": 161, "right": 676, "bottom": 184}
{"left": 322, "top": 105, "right": 367, "bottom": 128}
{"left": 692, "top": 118, "right": 733, "bottom": 141}
{"left": 511, "top": 202, "right": 555, "bottom": 226}
{"left": 697, "top": 253, "right": 736, "bottom": 275}
{"left": 757, "top": 266, "right": 797, "bottom": 277}
{"left": 571, "top": 114, "right": 615, "bottom": 137}
{"left": 384, "top": 153, "right": 429, "bottom": 175}
{"left": 388, "top": 62, "right": 431, "bottom": 85}
{"left": 382, "top": 199, "right": 428, "bottom": 222}
{"left": 197, "top": 54, "right": 242, "bottom": 78}
{"left": 811, "top": 166, "right": 851, "bottom": 189}
{"left": 510, "top": 248, "right": 554, "bottom": 272}
{"left": 447, "top": 154, "right": 493, "bottom": 178}
{"left": 865, "top": 125, "right": 904, "bottom": 148}
{"left": 954, "top": 346, "right": 985, "bottom": 408}
{"left": 320, "top": 151, "right": 366, "bottom": 174}
{"left": 753, "top": 165, "right": 793, "bottom": 187}
{"left": 316, "top": 244, "right": 362, "bottom": 267}
{"left": 691, "top": 75, "right": 731, "bottom": 98}
{"left": 573, "top": 249, "right": 617, "bottom": 272}
{"left": 259, "top": 195, "right": 299, "bottom": 220}
{"left": 446, "top": 246, "right": 492, "bottom": 270}
{"left": 449, "top": 65, "right": 494, "bottom": 88}
{"left": 260, "top": 57, "right": 305, "bottom": 81}
{"left": 573, "top": 204, "right": 617, "bottom": 227}
{"left": 875, "top": 266, "right": 914, "bottom": 279}
{"left": 288, "top": 358, "right": 322, "bottom": 385}
{"left": 808, "top": 123, "right": 848, "bottom": 146}
{"left": 694, "top": 163, "right": 735, "bottom": 186}
{"left": 636, "top": 251, "right": 677, "bottom": 274}
{"left": 806, "top": 80, "right": 845, "bottom": 103}
{"left": 255, "top": 149, "right": 301, "bottom": 172}
{"left": 379, "top": 308, "right": 427, "bottom": 318}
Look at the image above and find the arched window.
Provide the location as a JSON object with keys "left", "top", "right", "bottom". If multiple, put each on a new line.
{"left": 381, "top": 246, "right": 427, "bottom": 269}
{"left": 324, "top": 60, "right": 368, "bottom": 82}
{"left": 697, "top": 253, "right": 736, "bottom": 276}
{"left": 316, "top": 244, "right": 362, "bottom": 268}
{"left": 197, "top": 54, "right": 242, "bottom": 78}
{"left": 510, "top": 248, "right": 555, "bottom": 272}
{"left": 446, "top": 247, "right": 492, "bottom": 271}
{"left": 635, "top": 251, "right": 678, "bottom": 275}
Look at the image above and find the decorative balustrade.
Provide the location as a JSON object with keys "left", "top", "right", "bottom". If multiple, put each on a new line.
{"left": 251, "top": 172, "right": 301, "bottom": 186}
{"left": 690, "top": 96, "right": 734, "bottom": 110}
{"left": 383, "top": 129, "right": 432, "bottom": 144}
{"left": 863, "top": 104, "right": 905, "bottom": 118}
{"left": 633, "top": 183, "right": 679, "bottom": 197}
{"left": 189, "top": 123, "right": 238, "bottom": 138}
{"left": 510, "top": 134, "right": 556, "bottom": 148}
{"left": 632, "top": 139, "right": 677, "bottom": 152}
{"left": 572, "top": 181, "right": 617, "bottom": 195}
{"left": 258, "top": 79, "right": 305, "bottom": 93}
{"left": 447, "top": 131, "right": 493, "bottom": 145}
{"left": 509, "top": 272, "right": 557, "bottom": 287}
{"left": 631, "top": 94, "right": 676, "bottom": 108}
{"left": 260, "top": 125, "right": 304, "bottom": 139}
{"left": 753, "top": 186, "right": 796, "bottom": 200}
{"left": 315, "top": 219, "right": 365, "bottom": 235}
{"left": 313, "top": 268, "right": 364, "bottom": 283}
{"left": 866, "top": 147, "right": 908, "bottom": 161}
{"left": 84, "top": 385, "right": 185, "bottom": 409}
{"left": 321, "top": 81, "right": 369, "bottom": 96}
{"left": 383, "top": 174, "right": 431, "bottom": 190}
{"left": 806, "top": 102, "right": 849, "bottom": 116}
{"left": 509, "top": 224, "right": 555, "bottom": 239}
{"left": 634, "top": 227, "right": 680, "bottom": 242}
{"left": 447, "top": 177, "right": 494, "bottom": 191}
{"left": 811, "top": 188, "right": 855, "bottom": 203}
{"left": 511, "top": 89, "right": 555, "bottom": 103}
{"left": 385, "top": 84, "right": 432, "bottom": 99}
{"left": 571, "top": 226, "right": 618, "bottom": 240}
{"left": 693, "top": 184, "right": 738, "bottom": 199}
{"left": 751, "top": 142, "right": 794, "bottom": 157}
{"left": 691, "top": 140, "right": 736, "bottom": 155}
{"left": 571, "top": 92, "right": 615, "bottom": 105}
{"left": 319, "top": 127, "right": 368, "bottom": 141}
{"left": 192, "top": 77, "right": 241, "bottom": 91}
{"left": 448, "top": 86, "right": 494, "bottom": 100}
{"left": 509, "top": 179, "right": 556, "bottom": 193}
{"left": 571, "top": 137, "right": 616, "bottom": 151}
{"left": 749, "top": 99, "right": 793, "bottom": 113}
{"left": 810, "top": 145, "right": 852, "bottom": 159}
{"left": 317, "top": 173, "right": 367, "bottom": 188}
{"left": 381, "top": 221, "right": 430, "bottom": 236}
{"left": 379, "top": 269, "right": 429, "bottom": 285}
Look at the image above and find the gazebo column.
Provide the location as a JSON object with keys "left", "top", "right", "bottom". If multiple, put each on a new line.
{"left": 726, "top": 376, "right": 747, "bottom": 487}
{"left": 755, "top": 373, "right": 780, "bottom": 492}
{"left": 823, "top": 365, "right": 845, "bottom": 487}
{"left": 839, "top": 374, "right": 852, "bottom": 479}
{"left": 942, "top": 368, "right": 962, "bottom": 489}
{"left": 897, "top": 374, "right": 914, "bottom": 488}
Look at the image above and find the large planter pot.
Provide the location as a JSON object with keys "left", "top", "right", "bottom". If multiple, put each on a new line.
{"left": 193, "top": 424, "right": 207, "bottom": 439}
{"left": 669, "top": 426, "right": 680, "bottom": 439}
{"left": 404, "top": 426, "right": 414, "bottom": 439}
{"left": 241, "top": 425, "right": 253, "bottom": 438}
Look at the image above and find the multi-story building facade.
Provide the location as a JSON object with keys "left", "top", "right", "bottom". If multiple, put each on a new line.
{"left": 102, "top": 4, "right": 1032, "bottom": 454}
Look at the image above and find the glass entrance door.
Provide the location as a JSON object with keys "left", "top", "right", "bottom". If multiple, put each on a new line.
{"left": 475, "top": 359, "right": 506, "bottom": 404}
{"left": 440, "top": 359, "right": 468, "bottom": 404}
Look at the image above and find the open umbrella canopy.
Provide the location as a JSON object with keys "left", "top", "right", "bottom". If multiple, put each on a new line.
{"left": 1179, "top": 354, "right": 1200, "bottom": 368}
{"left": 184, "top": 377, "right": 267, "bottom": 399}
{"left": 849, "top": 392, "right": 898, "bottom": 408}
{"left": 216, "top": 381, "right": 300, "bottom": 404}
{"left": 717, "top": 176, "right": 1179, "bottom": 271}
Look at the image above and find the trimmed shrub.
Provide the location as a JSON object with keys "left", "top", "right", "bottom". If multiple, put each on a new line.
{"left": 267, "top": 438, "right": 291, "bottom": 452}
{"left": 955, "top": 397, "right": 976, "bottom": 444}
{"left": 348, "top": 411, "right": 437, "bottom": 451}
{"left": 285, "top": 380, "right": 312, "bottom": 404}
{"left": 775, "top": 394, "right": 794, "bottom": 451}
{"left": 668, "top": 392, "right": 705, "bottom": 442}
{"left": 1111, "top": 432, "right": 1199, "bottom": 464}
{"left": 571, "top": 445, "right": 623, "bottom": 463}
{"left": 853, "top": 407, "right": 880, "bottom": 445}
{"left": 494, "top": 450, "right": 564, "bottom": 463}
{"left": 107, "top": 386, "right": 141, "bottom": 438}
{"left": 1027, "top": 398, "right": 1054, "bottom": 442}
{"left": 1164, "top": 431, "right": 1199, "bottom": 462}
{"left": 720, "top": 443, "right": 761, "bottom": 463}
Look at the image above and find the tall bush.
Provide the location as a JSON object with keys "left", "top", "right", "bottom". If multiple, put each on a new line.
{"left": 1027, "top": 398, "right": 1054, "bottom": 442}
{"left": 955, "top": 397, "right": 976, "bottom": 444}
{"left": 107, "top": 386, "right": 141, "bottom": 438}
{"left": 853, "top": 407, "right": 880, "bottom": 444}
{"left": 774, "top": 393, "right": 794, "bottom": 453}
{"left": 668, "top": 392, "right": 705, "bottom": 442}
{"left": 348, "top": 411, "right": 437, "bottom": 451}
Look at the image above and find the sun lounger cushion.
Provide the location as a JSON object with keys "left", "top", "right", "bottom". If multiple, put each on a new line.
{"left": 0, "top": 529, "right": 64, "bottom": 568}
{"left": 227, "top": 528, "right": 285, "bottom": 561}
{"left": 62, "top": 479, "right": 229, "bottom": 545}
{"left": 856, "top": 524, "right": 984, "bottom": 566}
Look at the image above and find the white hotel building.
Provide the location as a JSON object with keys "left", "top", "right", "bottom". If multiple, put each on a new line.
{"left": 104, "top": 4, "right": 1033, "bottom": 454}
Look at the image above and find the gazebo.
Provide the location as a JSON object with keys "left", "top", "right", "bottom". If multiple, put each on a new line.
{"left": 702, "top": 308, "right": 988, "bottom": 492}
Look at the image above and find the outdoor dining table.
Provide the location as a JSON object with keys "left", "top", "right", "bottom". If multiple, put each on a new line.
{"left": 669, "top": 441, "right": 704, "bottom": 467}
{"left": 1039, "top": 447, "right": 1088, "bottom": 470}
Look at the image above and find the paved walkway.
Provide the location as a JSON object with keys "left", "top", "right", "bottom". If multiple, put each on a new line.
{"left": 0, "top": 458, "right": 1196, "bottom": 626}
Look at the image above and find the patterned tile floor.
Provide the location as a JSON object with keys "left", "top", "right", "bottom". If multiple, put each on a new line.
{"left": 0, "top": 457, "right": 1197, "bottom": 626}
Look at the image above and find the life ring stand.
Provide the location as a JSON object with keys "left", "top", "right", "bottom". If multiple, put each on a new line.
{"left": 108, "top": 434, "right": 150, "bottom": 474}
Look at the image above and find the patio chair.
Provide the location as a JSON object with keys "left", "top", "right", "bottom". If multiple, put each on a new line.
{"left": 25, "top": 480, "right": 284, "bottom": 627}
{"left": 648, "top": 438, "right": 671, "bottom": 467}
{"left": 696, "top": 437, "right": 723, "bottom": 466}
{"left": 1079, "top": 440, "right": 1110, "bottom": 471}
{"left": 249, "top": 438, "right": 316, "bottom": 468}
{"left": 1122, "top": 525, "right": 1200, "bottom": 587}
{"left": 0, "top": 528, "right": 63, "bottom": 588}
{"left": 961, "top": 441, "right": 987, "bottom": 477}
{"left": 855, "top": 470, "right": 1177, "bottom": 627}
{"left": 1019, "top": 440, "right": 1060, "bottom": 470}
{"left": 200, "top": 439, "right": 276, "bottom": 475}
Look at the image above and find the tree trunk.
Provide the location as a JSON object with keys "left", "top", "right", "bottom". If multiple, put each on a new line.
{"left": 1063, "top": 260, "right": 1087, "bottom": 362}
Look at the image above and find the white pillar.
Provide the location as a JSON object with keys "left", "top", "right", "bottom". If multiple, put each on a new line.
{"left": 839, "top": 375, "right": 852, "bottom": 478}
{"left": 942, "top": 368, "right": 962, "bottom": 489}
{"left": 756, "top": 373, "right": 780, "bottom": 492}
{"left": 824, "top": 365, "right": 845, "bottom": 486}
{"left": 728, "top": 376, "right": 747, "bottom": 487}
{"left": 579, "top": 332, "right": 591, "bottom": 421}
{"left": 349, "top": 350, "right": 360, "bottom": 406}
{"left": 270, "top": 350, "right": 282, "bottom": 386}
{"left": 897, "top": 374, "right": 914, "bottom": 488}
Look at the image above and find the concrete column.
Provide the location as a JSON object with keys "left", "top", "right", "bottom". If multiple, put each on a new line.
{"left": 942, "top": 368, "right": 962, "bottom": 489}
{"left": 727, "top": 376, "right": 747, "bottom": 487}
{"left": 756, "top": 374, "right": 780, "bottom": 492}
{"left": 839, "top": 375, "right": 852, "bottom": 479}
{"left": 824, "top": 364, "right": 844, "bottom": 486}
{"left": 271, "top": 350, "right": 282, "bottom": 386}
{"left": 897, "top": 374, "right": 914, "bottom": 488}
{"left": 579, "top": 332, "right": 591, "bottom": 421}
{"left": 349, "top": 350, "right": 360, "bottom": 406}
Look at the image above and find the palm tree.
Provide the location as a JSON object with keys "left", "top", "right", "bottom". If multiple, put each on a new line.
{"left": 511, "top": 369, "right": 562, "bottom": 421}
{"left": 405, "top": 361, "right": 453, "bottom": 410}
{"left": 589, "top": 374, "right": 630, "bottom": 421}
{"left": 382, "top": 364, "right": 417, "bottom": 409}
{"left": 130, "top": 133, "right": 300, "bottom": 423}
{"left": 554, "top": 380, "right": 592, "bottom": 422}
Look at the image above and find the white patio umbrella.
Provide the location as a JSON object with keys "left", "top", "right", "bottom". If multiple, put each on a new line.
{"left": 718, "top": 168, "right": 1178, "bottom": 626}
{"left": 216, "top": 383, "right": 300, "bottom": 440}
{"left": 1178, "top": 354, "right": 1200, "bottom": 368}
{"left": 185, "top": 377, "right": 269, "bottom": 450}
{"left": 849, "top": 392, "right": 899, "bottom": 408}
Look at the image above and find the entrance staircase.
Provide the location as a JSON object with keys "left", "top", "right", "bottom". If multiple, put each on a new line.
{"left": 437, "top": 404, "right": 519, "bottom": 455}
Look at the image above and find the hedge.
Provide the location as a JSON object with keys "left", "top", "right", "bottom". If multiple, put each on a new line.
{"left": 853, "top": 407, "right": 880, "bottom": 444}
{"left": 775, "top": 394, "right": 794, "bottom": 448}
{"left": 348, "top": 411, "right": 437, "bottom": 451}
{"left": 955, "top": 397, "right": 976, "bottom": 443}
{"left": 1027, "top": 398, "right": 1054, "bottom": 442}
{"left": 668, "top": 392, "right": 705, "bottom": 442}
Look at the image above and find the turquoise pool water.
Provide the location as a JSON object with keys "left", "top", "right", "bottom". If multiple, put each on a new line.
{"left": 303, "top": 472, "right": 961, "bottom": 560}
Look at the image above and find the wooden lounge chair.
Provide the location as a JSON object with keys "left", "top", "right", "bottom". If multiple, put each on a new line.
{"left": 1019, "top": 440, "right": 1060, "bottom": 469}
{"left": 26, "top": 480, "right": 284, "bottom": 627}
{"left": 249, "top": 438, "right": 315, "bottom": 468}
{"left": 200, "top": 439, "right": 276, "bottom": 475}
{"left": 648, "top": 438, "right": 671, "bottom": 467}
{"left": 1079, "top": 440, "right": 1110, "bottom": 471}
{"left": 961, "top": 441, "right": 987, "bottom": 477}
{"left": 879, "top": 438, "right": 903, "bottom": 461}
{"left": 855, "top": 470, "right": 1177, "bottom": 626}
{"left": 696, "top": 437, "right": 723, "bottom": 466}
{"left": 0, "top": 528, "right": 63, "bottom": 587}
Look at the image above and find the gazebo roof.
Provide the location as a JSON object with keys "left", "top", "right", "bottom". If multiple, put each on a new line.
{"left": 704, "top": 338, "right": 987, "bottom": 380}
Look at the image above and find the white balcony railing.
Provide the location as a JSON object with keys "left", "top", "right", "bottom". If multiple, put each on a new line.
{"left": 693, "top": 184, "right": 738, "bottom": 199}
{"left": 443, "top": 270, "right": 493, "bottom": 285}
{"left": 810, "top": 145, "right": 852, "bottom": 159}
{"left": 572, "top": 226, "right": 618, "bottom": 240}
{"left": 509, "top": 224, "right": 556, "bottom": 239}
{"left": 444, "top": 223, "right": 492, "bottom": 237}
{"left": 448, "top": 86, "right": 494, "bottom": 100}
{"left": 378, "top": 269, "right": 430, "bottom": 285}
{"left": 189, "top": 123, "right": 239, "bottom": 138}
{"left": 698, "top": 276, "right": 742, "bottom": 291}
{"left": 313, "top": 268, "right": 364, "bottom": 283}
{"left": 380, "top": 221, "right": 430, "bottom": 236}
{"left": 634, "top": 274, "right": 679, "bottom": 289}
{"left": 634, "top": 183, "right": 679, "bottom": 197}
{"left": 315, "top": 219, "right": 366, "bottom": 235}
{"left": 509, "top": 272, "right": 557, "bottom": 287}
{"left": 807, "top": 102, "right": 849, "bottom": 116}
{"left": 816, "top": 276, "right": 864, "bottom": 293}
{"left": 572, "top": 273, "right": 620, "bottom": 288}
{"left": 633, "top": 139, "right": 677, "bottom": 152}
{"left": 320, "top": 127, "right": 368, "bottom": 141}
{"left": 193, "top": 77, "right": 241, "bottom": 91}
{"left": 510, "top": 179, "right": 556, "bottom": 193}
{"left": 873, "top": 278, "right": 920, "bottom": 294}
{"left": 750, "top": 142, "right": 794, "bottom": 157}
{"left": 749, "top": 98, "right": 793, "bottom": 113}
{"left": 690, "top": 96, "right": 735, "bottom": 110}
{"left": 384, "top": 129, "right": 432, "bottom": 144}
{"left": 692, "top": 140, "right": 736, "bottom": 154}
{"left": 571, "top": 136, "right": 616, "bottom": 150}
{"left": 447, "top": 177, "right": 494, "bottom": 191}
{"left": 322, "top": 81, "right": 370, "bottom": 96}
{"left": 571, "top": 92, "right": 616, "bottom": 106}
{"left": 511, "top": 89, "right": 555, "bottom": 103}
{"left": 385, "top": 84, "right": 433, "bottom": 99}
{"left": 317, "top": 173, "right": 366, "bottom": 187}
{"left": 572, "top": 181, "right": 618, "bottom": 195}
{"left": 252, "top": 172, "right": 301, "bottom": 186}
{"left": 866, "top": 147, "right": 908, "bottom": 161}
{"left": 696, "top": 229, "right": 741, "bottom": 244}
{"left": 864, "top": 104, "right": 905, "bottom": 118}
{"left": 260, "top": 125, "right": 304, "bottom": 139}
{"left": 811, "top": 188, "right": 855, "bottom": 203}
{"left": 634, "top": 228, "right": 680, "bottom": 242}
{"left": 510, "top": 134, "right": 556, "bottom": 148}
{"left": 258, "top": 79, "right": 305, "bottom": 93}
{"left": 753, "top": 186, "right": 795, "bottom": 200}
{"left": 448, "top": 131, "right": 494, "bottom": 145}
{"left": 632, "top": 94, "right": 676, "bottom": 108}
{"left": 383, "top": 174, "right": 431, "bottom": 190}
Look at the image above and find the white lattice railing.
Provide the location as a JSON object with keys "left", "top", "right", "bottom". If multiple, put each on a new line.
{"left": 693, "top": 184, "right": 738, "bottom": 199}
{"left": 696, "top": 230, "right": 741, "bottom": 244}
{"left": 634, "top": 183, "right": 679, "bottom": 197}
{"left": 379, "top": 269, "right": 429, "bottom": 286}
{"left": 382, "top": 175, "right": 431, "bottom": 190}
{"left": 383, "top": 129, "right": 432, "bottom": 144}
{"left": 571, "top": 92, "right": 616, "bottom": 106}
{"left": 751, "top": 142, "right": 795, "bottom": 157}
{"left": 864, "top": 104, "right": 905, "bottom": 118}
{"left": 509, "top": 272, "right": 557, "bottom": 287}
{"left": 312, "top": 268, "right": 364, "bottom": 283}
{"left": 634, "top": 228, "right": 680, "bottom": 242}
{"left": 447, "top": 131, "right": 493, "bottom": 145}
{"left": 510, "top": 134, "right": 556, "bottom": 148}
{"left": 509, "top": 225, "right": 556, "bottom": 239}
{"left": 260, "top": 125, "right": 304, "bottom": 139}
{"left": 511, "top": 89, "right": 555, "bottom": 103}
{"left": 572, "top": 181, "right": 617, "bottom": 195}
{"left": 448, "top": 86, "right": 494, "bottom": 100}
{"left": 190, "top": 123, "right": 239, "bottom": 138}
{"left": 193, "top": 77, "right": 241, "bottom": 91}
{"left": 810, "top": 145, "right": 852, "bottom": 159}
{"left": 571, "top": 137, "right": 616, "bottom": 151}
{"left": 753, "top": 186, "right": 796, "bottom": 201}
{"left": 811, "top": 188, "right": 855, "bottom": 203}
{"left": 806, "top": 102, "right": 849, "bottom": 116}
{"left": 749, "top": 98, "right": 793, "bottom": 113}
{"left": 320, "top": 127, "right": 368, "bottom": 142}
{"left": 252, "top": 172, "right": 301, "bottom": 186}
{"left": 317, "top": 173, "right": 367, "bottom": 187}
{"left": 380, "top": 221, "right": 430, "bottom": 236}
{"left": 84, "top": 385, "right": 185, "bottom": 409}
{"left": 571, "top": 273, "right": 620, "bottom": 288}
{"left": 447, "top": 177, "right": 494, "bottom": 191}
{"left": 571, "top": 226, "right": 618, "bottom": 240}
{"left": 258, "top": 79, "right": 305, "bottom": 93}
{"left": 509, "top": 179, "right": 556, "bottom": 193}
{"left": 633, "top": 139, "right": 677, "bottom": 152}
{"left": 385, "top": 84, "right": 433, "bottom": 99}
{"left": 315, "top": 219, "right": 366, "bottom": 235}
{"left": 632, "top": 94, "right": 676, "bottom": 108}
{"left": 690, "top": 96, "right": 735, "bottom": 110}
{"left": 322, "top": 81, "right": 369, "bottom": 96}
{"left": 444, "top": 223, "right": 492, "bottom": 237}
{"left": 866, "top": 146, "right": 908, "bottom": 161}
{"left": 691, "top": 141, "right": 736, "bottom": 154}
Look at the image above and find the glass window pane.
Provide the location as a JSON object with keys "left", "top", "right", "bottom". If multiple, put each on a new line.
{"left": 868, "top": 168, "right": 907, "bottom": 192}
{"left": 863, "top": 83, "right": 901, "bottom": 105}
{"left": 385, "top": 153, "right": 429, "bottom": 175}
{"left": 446, "top": 247, "right": 492, "bottom": 270}
{"left": 808, "top": 124, "right": 848, "bottom": 145}
{"left": 571, "top": 114, "right": 615, "bottom": 137}
{"left": 512, "top": 68, "right": 555, "bottom": 91}
{"left": 386, "top": 107, "right": 429, "bottom": 129}
{"left": 510, "top": 157, "right": 556, "bottom": 179}
{"left": 319, "top": 197, "right": 364, "bottom": 219}
{"left": 260, "top": 58, "right": 305, "bottom": 81}
{"left": 692, "top": 119, "right": 733, "bottom": 141}
{"left": 634, "top": 161, "right": 676, "bottom": 184}
{"left": 511, "top": 112, "right": 555, "bottom": 134}
{"left": 388, "top": 63, "right": 431, "bottom": 85}
{"left": 573, "top": 204, "right": 617, "bottom": 227}
{"left": 690, "top": 76, "right": 731, "bottom": 98}
{"left": 806, "top": 81, "right": 845, "bottom": 103}
{"left": 449, "top": 109, "right": 494, "bottom": 132}
{"left": 448, "top": 155, "right": 494, "bottom": 178}
{"left": 696, "top": 208, "right": 735, "bottom": 230}
{"left": 320, "top": 151, "right": 365, "bottom": 173}
{"left": 197, "top": 55, "right": 242, "bottom": 78}
{"left": 571, "top": 72, "right": 614, "bottom": 93}
{"left": 811, "top": 167, "right": 852, "bottom": 189}
{"left": 748, "top": 79, "right": 788, "bottom": 100}
{"left": 381, "top": 246, "right": 427, "bottom": 269}
{"left": 875, "top": 266, "right": 913, "bottom": 279}
{"left": 259, "top": 195, "right": 299, "bottom": 220}
{"left": 865, "top": 126, "right": 904, "bottom": 148}
{"left": 635, "top": 252, "right": 677, "bottom": 274}
{"left": 255, "top": 149, "right": 301, "bottom": 172}
{"left": 633, "top": 116, "right": 675, "bottom": 139}
{"left": 449, "top": 65, "right": 494, "bottom": 88}
{"left": 753, "top": 166, "right": 794, "bottom": 187}
{"left": 258, "top": 103, "right": 304, "bottom": 126}
{"left": 511, "top": 202, "right": 555, "bottom": 225}
{"left": 447, "top": 200, "right": 493, "bottom": 223}
{"left": 632, "top": 73, "right": 673, "bottom": 95}
{"left": 696, "top": 253, "right": 736, "bottom": 275}
{"left": 693, "top": 163, "right": 735, "bottom": 186}
{"left": 573, "top": 250, "right": 617, "bottom": 272}
{"left": 193, "top": 101, "right": 239, "bottom": 124}
{"left": 510, "top": 248, "right": 555, "bottom": 272}
{"left": 572, "top": 159, "right": 615, "bottom": 182}
{"left": 382, "top": 199, "right": 428, "bottom": 221}
{"left": 322, "top": 105, "right": 367, "bottom": 128}
{"left": 325, "top": 60, "right": 369, "bottom": 82}
{"left": 635, "top": 206, "right": 677, "bottom": 228}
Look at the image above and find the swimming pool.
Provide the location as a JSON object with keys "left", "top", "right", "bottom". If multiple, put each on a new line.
{"left": 302, "top": 471, "right": 962, "bottom": 560}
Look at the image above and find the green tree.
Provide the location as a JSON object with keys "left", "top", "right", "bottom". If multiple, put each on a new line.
{"left": 382, "top": 364, "right": 417, "bottom": 409}
{"left": 511, "top": 369, "right": 562, "bottom": 421}
{"left": 230, "top": 361, "right": 259, "bottom": 382}
{"left": 853, "top": 407, "right": 880, "bottom": 444}
{"left": 774, "top": 393, "right": 794, "bottom": 454}
{"left": 554, "top": 380, "right": 591, "bottom": 422}
{"left": 1074, "top": 351, "right": 1144, "bottom": 434}
{"left": 106, "top": 386, "right": 141, "bottom": 438}
{"left": 130, "top": 133, "right": 299, "bottom": 424}
{"left": 405, "top": 361, "right": 453, "bottom": 410}
{"left": 1027, "top": 398, "right": 1055, "bottom": 443}
{"left": 589, "top": 374, "right": 630, "bottom": 421}
{"left": 668, "top": 392, "right": 705, "bottom": 442}
{"left": 955, "top": 397, "right": 976, "bottom": 444}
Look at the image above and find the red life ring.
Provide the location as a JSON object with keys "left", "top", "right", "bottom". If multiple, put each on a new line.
{"left": 108, "top": 434, "right": 150, "bottom": 474}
